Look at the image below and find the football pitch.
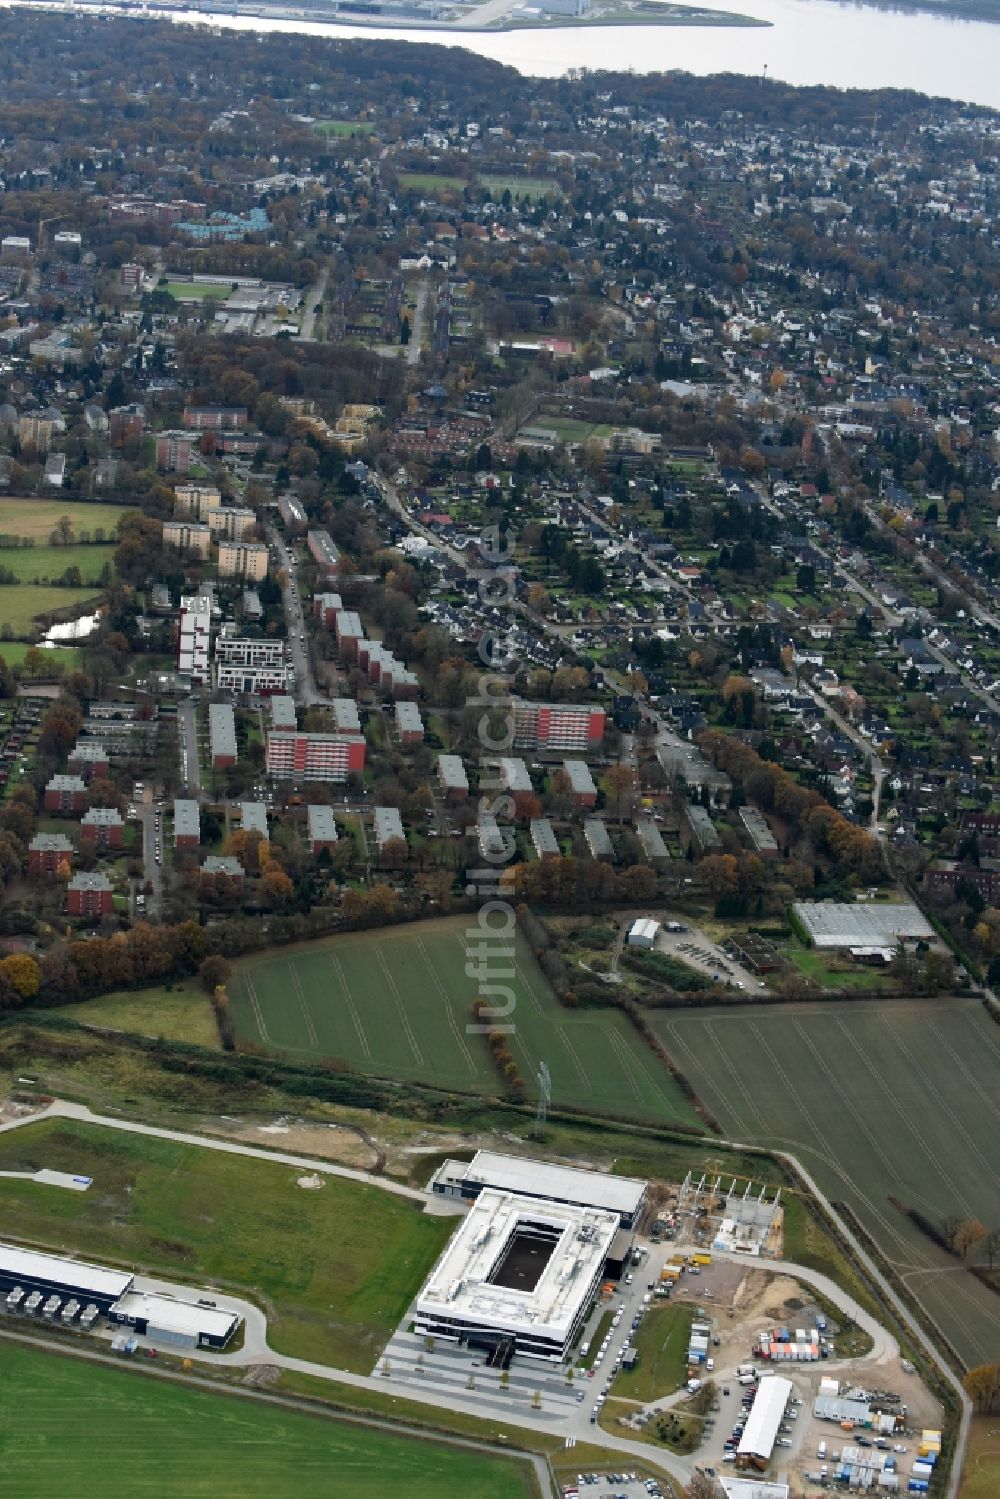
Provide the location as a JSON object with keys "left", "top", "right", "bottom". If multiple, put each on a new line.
{"left": 228, "top": 917, "right": 697, "bottom": 1128}
{"left": 655, "top": 998, "right": 1000, "bottom": 1367}
{"left": 0, "top": 1342, "right": 535, "bottom": 1499}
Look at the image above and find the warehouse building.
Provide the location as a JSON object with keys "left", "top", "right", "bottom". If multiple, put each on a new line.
{"left": 736, "top": 1375, "right": 793, "bottom": 1470}
{"left": 429, "top": 1150, "right": 646, "bottom": 1228}
{"left": 628, "top": 917, "right": 660, "bottom": 950}
{"left": 414, "top": 1188, "right": 619, "bottom": 1362}
{"left": 0, "top": 1242, "right": 132, "bottom": 1313}
{"left": 107, "top": 1291, "right": 239, "bottom": 1350}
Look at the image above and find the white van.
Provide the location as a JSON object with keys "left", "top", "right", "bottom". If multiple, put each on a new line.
{"left": 818, "top": 1442, "right": 827, "bottom": 1460}
{"left": 580, "top": 1342, "right": 590, "bottom": 1358}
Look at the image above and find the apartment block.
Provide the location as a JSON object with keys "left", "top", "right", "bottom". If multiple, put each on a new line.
{"left": 207, "top": 506, "right": 256, "bottom": 542}
{"left": 395, "top": 700, "right": 424, "bottom": 745}
{"left": 217, "top": 540, "right": 268, "bottom": 581}
{"left": 306, "top": 528, "right": 340, "bottom": 578}
{"left": 80, "top": 808, "right": 125, "bottom": 851}
{"left": 156, "top": 432, "right": 194, "bottom": 474}
{"left": 44, "top": 774, "right": 87, "bottom": 814}
{"left": 28, "top": 832, "right": 74, "bottom": 875}
{"left": 265, "top": 731, "right": 366, "bottom": 783}
{"left": 174, "top": 484, "right": 221, "bottom": 520}
{"left": 511, "top": 699, "right": 605, "bottom": 752}
{"left": 173, "top": 798, "right": 201, "bottom": 849}
{"left": 66, "top": 871, "right": 113, "bottom": 918}
{"left": 307, "top": 803, "right": 339, "bottom": 854}
{"left": 177, "top": 594, "right": 212, "bottom": 683}
{"left": 163, "top": 520, "right": 212, "bottom": 558}
{"left": 314, "top": 592, "right": 344, "bottom": 629}
{"left": 209, "top": 703, "right": 238, "bottom": 768}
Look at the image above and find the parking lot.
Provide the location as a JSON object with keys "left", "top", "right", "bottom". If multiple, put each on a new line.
{"left": 655, "top": 921, "right": 765, "bottom": 993}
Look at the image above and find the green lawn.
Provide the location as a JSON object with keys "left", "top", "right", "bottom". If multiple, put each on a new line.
{"left": 611, "top": 1302, "right": 694, "bottom": 1402}
{"left": 0, "top": 543, "right": 116, "bottom": 583}
{"left": 227, "top": 917, "right": 697, "bottom": 1127}
{"left": 0, "top": 1343, "right": 533, "bottom": 1499}
{"left": 49, "top": 982, "right": 220, "bottom": 1049}
{"left": 656, "top": 998, "right": 1000, "bottom": 1368}
{"left": 0, "top": 497, "right": 132, "bottom": 540}
{"left": 961, "top": 1416, "right": 1000, "bottom": 1499}
{"left": 0, "top": 1118, "right": 453, "bottom": 1371}
{"left": 0, "top": 584, "right": 103, "bottom": 636}
{"left": 0, "top": 640, "right": 80, "bottom": 669}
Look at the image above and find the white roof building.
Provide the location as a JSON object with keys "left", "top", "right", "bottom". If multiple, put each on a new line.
{"left": 737, "top": 1375, "right": 793, "bottom": 1466}
{"left": 792, "top": 901, "right": 933, "bottom": 949}
{"left": 430, "top": 1149, "right": 646, "bottom": 1227}
{"left": 414, "top": 1188, "right": 618, "bottom": 1361}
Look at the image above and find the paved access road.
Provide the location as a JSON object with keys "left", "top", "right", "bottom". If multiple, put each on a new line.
{"left": 0, "top": 1098, "right": 942, "bottom": 1493}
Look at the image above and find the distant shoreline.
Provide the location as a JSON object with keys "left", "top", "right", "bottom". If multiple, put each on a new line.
{"left": 24, "top": 0, "right": 771, "bottom": 33}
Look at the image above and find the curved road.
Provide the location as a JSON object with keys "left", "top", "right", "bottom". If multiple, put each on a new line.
{"left": 1, "top": 1099, "right": 963, "bottom": 1491}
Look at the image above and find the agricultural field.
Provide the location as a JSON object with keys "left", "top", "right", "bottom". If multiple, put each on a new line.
{"left": 0, "top": 583, "right": 103, "bottom": 636}
{"left": 0, "top": 1343, "right": 533, "bottom": 1499}
{"left": 656, "top": 998, "right": 1000, "bottom": 1367}
{"left": 0, "top": 1117, "right": 452, "bottom": 1371}
{"left": 227, "top": 917, "right": 697, "bottom": 1127}
{"left": 0, "top": 498, "right": 131, "bottom": 540}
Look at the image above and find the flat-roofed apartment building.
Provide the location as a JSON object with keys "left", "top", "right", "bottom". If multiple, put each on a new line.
{"left": 530, "top": 818, "right": 559, "bottom": 860}
{"left": 163, "top": 520, "right": 212, "bottom": 558}
{"left": 437, "top": 754, "right": 469, "bottom": 801}
{"left": 562, "top": 759, "right": 597, "bottom": 808}
{"left": 173, "top": 798, "right": 201, "bottom": 849}
{"left": 511, "top": 699, "right": 605, "bottom": 752}
{"left": 307, "top": 528, "right": 340, "bottom": 578}
{"left": 174, "top": 484, "right": 221, "bottom": 520}
{"left": 265, "top": 731, "right": 365, "bottom": 782}
{"left": 584, "top": 817, "right": 613, "bottom": 861}
{"left": 331, "top": 698, "right": 361, "bottom": 734}
{"left": 215, "top": 634, "right": 291, "bottom": 695}
{"left": 218, "top": 540, "right": 268, "bottom": 581}
{"left": 278, "top": 493, "right": 307, "bottom": 534}
{"left": 270, "top": 695, "right": 297, "bottom": 730}
{"left": 334, "top": 610, "right": 364, "bottom": 661}
{"left": 178, "top": 593, "right": 212, "bottom": 683}
{"left": 374, "top": 805, "right": 405, "bottom": 856}
{"left": 739, "top": 806, "right": 779, "bottom": 858}
{"left": 208, "top": 702, "right": 237, "bottom": 768}
{"left": 307, "top": 803, "right": 338, "bottom": 854}
{"left": 395, "top": 700, "right": 424, "bottom": 745}
{"left": 314, "top": 592, "right": 344, "bottom": 628}
{"left": 207, "top": 506, "right": 256, "bottom": 542}
{"left": 681, "top": 803, "right": 722, "bottom": 856}
{"left": 240, "top": 801, "right": 269, "bottom": 837}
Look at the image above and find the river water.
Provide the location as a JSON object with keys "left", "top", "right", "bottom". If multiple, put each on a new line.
{"left": 37, "top": 0, "right": 999, "bottom": 109}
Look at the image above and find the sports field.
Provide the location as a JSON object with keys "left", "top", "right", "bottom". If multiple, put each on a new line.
{"left": 0, "top": 1117, "right": 452, "bottom": 1371}
{"left": 0, "top": 1343, "right": 534, "bottom": 1499}
{"left": 228, "top": 917, "right": 697, "bottom": 1127}
{"left": 656, "top": 998, "right": 1000, "bottom": 1367}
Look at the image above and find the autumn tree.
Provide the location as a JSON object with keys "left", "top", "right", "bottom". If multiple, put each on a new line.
{"left": 953, "top": 1219, "right": 987, "bottom": 1260}
{"left": 198, "top": 954, "right": 232, "bottom": 994}
{"left": 963, "top": 1363, "right": 1000, "bottom": 1414}
{"left": 0, "top": 953, "right": 40, "bottom": 1001}
{"left": 602, "top": 765, "right": 637, "bottom": 822}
